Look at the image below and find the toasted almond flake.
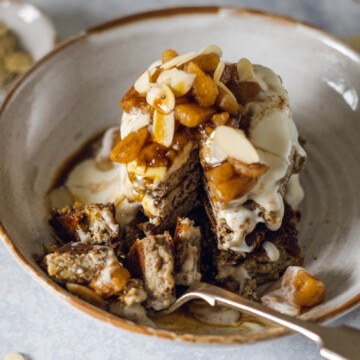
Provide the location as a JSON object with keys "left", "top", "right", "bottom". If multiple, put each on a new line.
{"left": 66, "top": 283, "right": 106, "bottom": 308}
{"left": 213, "top": 60, "right": 226, "bottom": 83}
{"left": 237, "top": 58, "right": 254, "bottom": 82}
{"left": 213, "top": 61, "right": 240, "bottom": 112}
{"left": 134, "top": 70, "right": 151, "bottom": 93}
{"left": 199, "top": 44, "right": 223, "bottom": 57}
{"left": 213, "top": 126, "right": 259, "bottom": 164}
{"left": 160, "top": 51, "right": 197, "bottom": 69}
{"left": 157, "top": 68, "right": 195, "bottom": 97}
{"left": 146, "top": 84, "right": 175, "bottom": 114}
{"left": 148, "top": 59, "right": 162, "bottom": 70}
{"left": 121, "top": 111, "right": 150, "bottom": 139}
{"left": 153, "top": 110, "right": 175, "bottom": 147}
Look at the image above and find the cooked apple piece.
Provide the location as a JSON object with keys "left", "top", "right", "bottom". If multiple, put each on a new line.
{"left": 216, "top": 86, "right": 241, "bottom": 114}
{"left": 186, "top": 53, "right": 220, "bottom": 73}
{"left": 90, "top": 262, "right": 131, "bottom": 298}
{"left": 210, "top": 176, "right": 258, "bottom": 204}
{"left": 172, "top": 127, "right": 191, "bottom": 148}
{"left": 206, "top": 162, "right": 235, "bottom": 184}
{"left": 175, "top": 103, "right": 216, "bottom": 128}
{"left": 228, "top": 157, "right": 269, "bottom": 178}
{"left": 119, "top": 86, "right": 153, "bottom": 114}
{"left": 185, "top": 62, "right": 218, "bottom": 107}
{"left": 162, "top": 49, "right": 179, "bottom": 63}
{"left": 138, "top": 142, "right": 169, "bottom": 167}
{"left": 175, "top": 96, "right": 190, "bottom": 105}
{"left": 211, "top": 111, "right": 229, "bottom": 126}
{"left": 110, "top": 126, "right": 149, "bottom": 163}
{"left": 286, "top": 268, "right": 326, "bottom": 307}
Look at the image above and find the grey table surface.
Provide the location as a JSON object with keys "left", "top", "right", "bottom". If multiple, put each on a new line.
{"left": 1, "top": 1, "right": 360, "bottom": 359}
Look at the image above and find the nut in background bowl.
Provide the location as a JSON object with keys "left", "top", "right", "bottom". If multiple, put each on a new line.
{"left": 0, "top": 0, "right": 57, "bottom": 100}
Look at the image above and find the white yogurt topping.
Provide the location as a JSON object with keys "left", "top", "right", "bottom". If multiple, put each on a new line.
{"left": 262, "top": 241, "right": 280, "bottom": 262}
{"left": 285, "top": 174, "right": 305, "bottom": 210}
{"left": 64, "top": 158, "right": 140, "bottom": 229}
{"left": 208, "top": 65, "right": 306, "bottom": 252}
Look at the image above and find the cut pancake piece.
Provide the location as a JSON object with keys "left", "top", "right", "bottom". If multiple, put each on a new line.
{"left": 49, "top": 203, "right": 120, "bottom": 248}
{"left": 174, "top": 217, "right": 202, "bottom": 286}
{"left": 127, "top": 232, "right": 175, "bottom": 310}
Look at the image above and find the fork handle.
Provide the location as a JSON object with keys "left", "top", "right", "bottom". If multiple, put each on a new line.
{"left": 191, "top": 283, "right": 360, "bottom": 360}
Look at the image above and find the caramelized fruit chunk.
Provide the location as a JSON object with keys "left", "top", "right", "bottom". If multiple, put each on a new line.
{"left": 287, "top": 269, "right": 326, "bottom": 307}
{"left": 162, "top": 49, "right": 179, "bottom": 63}
{"left": 211, "top": 111, "right": 229, "bottom": 126}
{"left": 206, "top": 162, "right": 235, "bottom": 183}
{"left": 90, "top": 263, "right": 131, "bottom": 298}
{"left": 228, "top": 157, "right": 269, "bottom": 178}
{"left": 110, "top": 127, "right": 149, "bottom": 163}
{"left": 172, "top": 127, "right": 191, "bottom": 148}
{"left": 206, "top": 162, "right": 259, "bottom": 204}
{"left": 175, "top": 103, "right": 216, "bottom": 128}
{"left": 186, "top": 53, "right": 220, "bottom": 73}
{"left": 185, "top": 62, "right": 218, "bottom": 107}
{"left": 175, "top": 96, "right": 190, "bottom": 105}
{"left": 209, "top": 176, "right": 258, "bottom": 205}
{"left": 138, "top": 142, "right": 169, "bottom": 167}
{"left": 216, "top": 86, "right": 241, "bottom": 114}
{"left": 119, "top": 86, "right": 153, "bottom": 114}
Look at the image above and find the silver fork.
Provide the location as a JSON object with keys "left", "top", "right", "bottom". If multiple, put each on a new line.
{"left": 158, "top": 282, "right": 360, "bottom": 360}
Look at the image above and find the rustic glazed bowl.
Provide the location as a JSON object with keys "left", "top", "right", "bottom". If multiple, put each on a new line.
{"left": 0, "top": 7, "right": 359, "bottom": 344}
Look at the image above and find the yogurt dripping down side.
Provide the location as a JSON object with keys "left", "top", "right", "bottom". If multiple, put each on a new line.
{"left": 204, "top": 64, "right": 306, "bottom": 253}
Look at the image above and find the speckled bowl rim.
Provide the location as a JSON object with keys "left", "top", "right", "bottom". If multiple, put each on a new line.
{"left": 1, "top": 6, "right": 360, "bottom": 345}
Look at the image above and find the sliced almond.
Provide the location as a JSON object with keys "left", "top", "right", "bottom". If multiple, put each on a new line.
{"left": 237, "top": 58, "right": 254, "bottom": 82}
{"left": 213, "top": 61, "right": 240, "bottom": 114}
{"left": 121, "top": 111, "right": 150, "bottom": 139}
{"left": 66, "top": 283, "right": 106, "bottom": 308}
{"left": 146, "top": 84, "right": 175, "bottom": 114}
{"left": 153, "top": 110, "right": 175, "bottom": 147}
{"left": 199, "top": 44, "right": 223, "bottom": 57}
{"left": 160, "top": 51, "right": 197, "bottom": 69}
{"left": 157, "top": 68, "right": 195, "bottom": 97}
{"left": 148, "top": 59, "right": 162, "bottom": 70}
{"left": 4, "top": 353, "right": 24, "bottom": 360}
{"left": 213, "top": 126, "right": 259, "bottom": 164}
{"left": 134, "top": 70, "right": 151, "bottom": 93}
{"left": 213, "top": 60, "right": 226, "bottom": 83}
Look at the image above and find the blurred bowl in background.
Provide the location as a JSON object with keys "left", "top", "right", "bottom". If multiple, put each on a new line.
{"left": 0, "top": 0, "right": 56, "bottom": 100}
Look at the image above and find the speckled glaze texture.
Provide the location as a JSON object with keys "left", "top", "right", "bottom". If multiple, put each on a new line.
{"left": 1, "top": 4, "right": 360, "bottom": 352}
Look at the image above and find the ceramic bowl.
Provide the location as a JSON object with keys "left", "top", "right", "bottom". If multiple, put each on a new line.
{"left": 0, "top": 7, "right": 359, "bottom": 344}
{"left": 0, "top": 0, "right": 57, "bottom": 99}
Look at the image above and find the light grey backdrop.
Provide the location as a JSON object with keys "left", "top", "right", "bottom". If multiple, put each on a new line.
{"left": 1, "top": 1, "right": 360, "bottom": 359}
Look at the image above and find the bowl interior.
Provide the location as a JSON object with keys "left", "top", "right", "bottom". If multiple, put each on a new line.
{"left": 0, "top": 8, "right": 360, "bottom": 342}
